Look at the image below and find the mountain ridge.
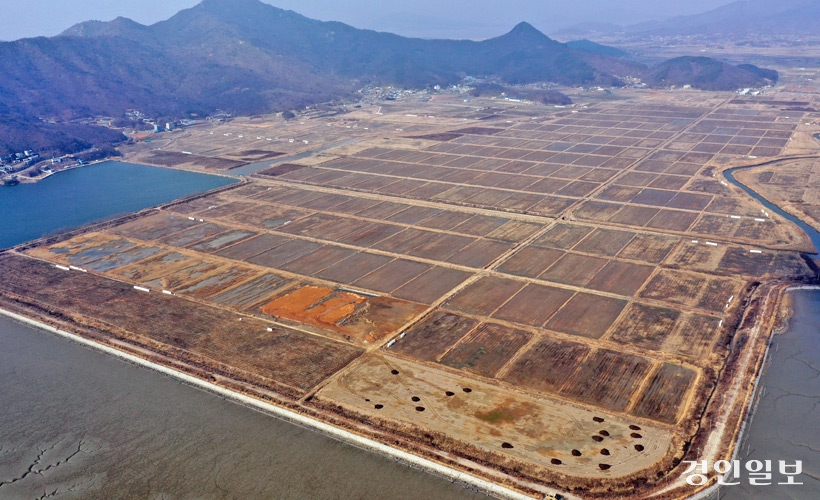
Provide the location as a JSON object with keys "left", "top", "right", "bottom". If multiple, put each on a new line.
{"left": 0, "top": 0, "right": 777, "bottom": 157}
{"left": 559, "top": 0, "right": 820, "bottom": 37}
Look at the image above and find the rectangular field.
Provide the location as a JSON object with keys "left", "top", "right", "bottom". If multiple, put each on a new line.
{"left": 560, "top": 350, "right": 652, "bottom": 413}
{"left": 441, "top": 323, "right": 532, "bottom": 378}
{"left": 209, "top": 273, "right": 294, "bottom": 309}
{"left": 8, "top": 94, "right": 812, "bottom": 491}
{"left": 442, "top": 277, "right": 525, "bottom": 317}
{"left": 493, "top": 284, "right": 575, "bottom": 326}
{"left": 607, "top": 303, "right": 681, "bottom": 352}
{"left": 631, "top": 363, "right": 697, "bottom": 424}
{"left": 391, "top": 311, "right": 479, "bottom": 362}
{"left": 502, "top": 337, "right": 592, "bottom": 394}
{"left": 545, "top": 293, "right": 627, "bottom": 339}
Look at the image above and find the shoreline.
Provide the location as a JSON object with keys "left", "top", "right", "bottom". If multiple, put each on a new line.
{"left": 649, "top": 282, "right": 793, "bottom": 500}
{"left": 0, "top": 306, "right": 538, "bottom": 500}
{"left": 5, "top": 155, "right": 242, "bottom": 187}
{"left": 685, "top": 285, "right": 820, "bottom": 500}
{"left": 5, "top": 157, "right": 111, "bottom": 185}
{"left": 1, "top": 189, "right": 803, "bottom": 500}
{"left": 1, "top": 167, "right": 243, "bottom": 253}
{"left": 0, "top": 272, "right": 768, "bottom": 500}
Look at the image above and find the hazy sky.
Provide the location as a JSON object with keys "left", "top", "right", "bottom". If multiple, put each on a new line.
{"left": 0, "top": 0, "right": 735, "bottom": 41}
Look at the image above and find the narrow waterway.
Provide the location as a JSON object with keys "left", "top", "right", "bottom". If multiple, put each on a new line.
{"left": 701, "top": 161, "right": 820, "bottom": 499}
{"left": 724, "top": 164, "right": 820, "bottom": 255}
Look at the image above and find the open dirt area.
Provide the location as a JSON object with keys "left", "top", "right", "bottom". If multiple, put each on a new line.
{"left": 4, "top": 79, "right": 820, "bottom": 499}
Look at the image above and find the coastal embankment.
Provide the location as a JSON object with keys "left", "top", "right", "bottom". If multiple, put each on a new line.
{"left": 0, "top": 307, "right": 538, "bottom": 500}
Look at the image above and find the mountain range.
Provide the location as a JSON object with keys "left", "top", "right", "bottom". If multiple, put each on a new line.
{"left": 561, "top": 0, "right": 820, "bottom": 37}
{"left": 0, "top": 0, "right": 779, "bottom": 158}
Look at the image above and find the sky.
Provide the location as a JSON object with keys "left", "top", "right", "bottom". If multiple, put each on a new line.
{"left": 0, "top": 0, "right": 736, "bottom": 42}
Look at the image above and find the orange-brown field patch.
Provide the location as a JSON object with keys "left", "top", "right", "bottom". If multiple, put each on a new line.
{"left": 10, "top": 92, "right": 819, "bottom": 497}
{"left": 260, "top": 285, "right": 426, "bottom": 343}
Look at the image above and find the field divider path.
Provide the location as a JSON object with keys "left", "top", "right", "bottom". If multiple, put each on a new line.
{"left": 216, "top": 188, "right": 541, "bottom": 241}
{"left": 0, "top": 274, "right": 313, "bottom": 398}
{"left": 556, "top": 102, "right": 725, "bottom": 217}
{"left": 412, "top": 304, "right": 705, "bottom": 374}
{"left": 297, "top": 272, "right": 486, "bottom": 403}
{"left": 380, "top": 346, "right": 681, "bottom": 436}
{"left": 652, "top": 283, "right": 786, "bottom": 498}
{"left": 168, "top": 195, "right": 749, "bottom": 321}
{"left": 490, "top": 334, "right": 545, "bottom": 380}
{"left": 252, "top": 176, "right": 557, "bottom": 224}
{"left": 622, "top": 361, "right": 665, "bottom": 415}
{"left": 298, "top": 215, "right": 568, "bottom": 403}
{"left": 550, "top": 98, "right": 765, "bottom": 244}
{"left": 159, "top": 206, "right": 484, "bottom": 279}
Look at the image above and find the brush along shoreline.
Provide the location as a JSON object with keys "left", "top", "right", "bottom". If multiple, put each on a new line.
{"left": 0, "top": 306, "right": 540, "bottom": 500}
{"left": 650, "top": 282, "right": 811, "bottom": 500}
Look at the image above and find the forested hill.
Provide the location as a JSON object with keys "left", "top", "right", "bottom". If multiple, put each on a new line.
{"left": 0, "top": 0, "right": 777, "bottom": 156}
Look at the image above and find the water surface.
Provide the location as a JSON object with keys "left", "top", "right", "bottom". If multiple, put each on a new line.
{"left": 708, "top": 290, "right": 820, "bottom": 500}
{"left": 0, "top": 161, "right": 236, "bottom": 249}
{"left": 724, "top": 165, "right": 820, "bottom": 254}
{"left": 0, "top": 161, "right": 485, "bottom": 499}
{"left": 0, "top": 316, "right": 487, "bottom": 499}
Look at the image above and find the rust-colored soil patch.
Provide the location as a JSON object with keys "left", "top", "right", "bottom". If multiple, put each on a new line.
{"left": 260, "top": 285, "right": 425, "bottom": 343}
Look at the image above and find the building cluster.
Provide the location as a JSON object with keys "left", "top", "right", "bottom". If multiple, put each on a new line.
{"left": 0, "top": 150, "right": 40, "bottom": 174}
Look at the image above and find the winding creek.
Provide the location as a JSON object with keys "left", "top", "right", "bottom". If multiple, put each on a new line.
{"left": 724, "top": 161, "right": 820, "bottom": 254}
{"left": 703, "top": 163, "right": 820, "bottom": 499}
